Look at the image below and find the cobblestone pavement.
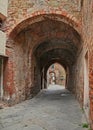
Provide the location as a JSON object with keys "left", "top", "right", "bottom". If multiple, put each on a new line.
{"left": 0, "top": 85, "right": 88, "bottom": 130}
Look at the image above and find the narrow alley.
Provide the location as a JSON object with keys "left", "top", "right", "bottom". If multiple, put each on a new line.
{"left": 0, "top": 0, "right": 93, "bottom": 129}
{"left": 0, "top": 85, "right": 88, "bottom": 130}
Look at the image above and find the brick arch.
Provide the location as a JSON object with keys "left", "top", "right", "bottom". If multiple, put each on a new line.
{"left": 30, "top": 27, "right": 81, "bottom": 59}
{"left": 5, "top": 9, "right": 82, "bottom": 104}
{"left": 8, "top": 9, "right": 81, "bottom": 38}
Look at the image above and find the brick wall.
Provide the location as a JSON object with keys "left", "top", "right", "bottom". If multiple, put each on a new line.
{"left": 6, "top": 0, "right": 82, "bottom": 36}
{"left": 82, "top": 0, "right": 93, "bottom": 128}
{"left": 4, "top": 0, "right": 93, "bottom": 129}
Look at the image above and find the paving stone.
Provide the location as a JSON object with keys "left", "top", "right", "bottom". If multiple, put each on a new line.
{"left": 0, "top": 85, "right": 88, "bottom": 130}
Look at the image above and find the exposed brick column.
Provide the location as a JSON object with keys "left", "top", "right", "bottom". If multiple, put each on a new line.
{"left": 4, "top": 39, "right": 16, "bottom": 102}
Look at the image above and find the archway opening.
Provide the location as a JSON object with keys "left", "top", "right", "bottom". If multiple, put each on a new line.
{"left": 47, "top": 63, "right": 66, "bottom": 90}
{"left": 6, "top": 15, "right": 83, "bottom": 105}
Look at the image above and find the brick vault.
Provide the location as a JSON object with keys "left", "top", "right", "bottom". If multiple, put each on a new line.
{"left": 0, "top": 0, "right": 93, "bottom": 129}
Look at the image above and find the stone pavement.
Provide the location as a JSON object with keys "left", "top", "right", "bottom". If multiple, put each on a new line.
{"left": 0, "top": 85, "right": 88, "bottom": 130}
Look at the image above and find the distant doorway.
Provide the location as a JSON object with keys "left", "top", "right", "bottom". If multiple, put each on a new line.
{"left": 47, "top": 63, "right": 66, "bottom": 89}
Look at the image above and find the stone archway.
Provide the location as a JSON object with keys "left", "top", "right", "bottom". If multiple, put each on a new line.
{"left": 5, "top": 14, "right": 84, "bottom": 106}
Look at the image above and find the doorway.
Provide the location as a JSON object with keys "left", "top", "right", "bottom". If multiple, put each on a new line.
{"left": 47, "top": 63, "right": 66, "bottom": 90}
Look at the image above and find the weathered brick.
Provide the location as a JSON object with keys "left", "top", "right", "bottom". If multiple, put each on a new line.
{"left": 1, "top": 0, "right": 93, "bottom": 129}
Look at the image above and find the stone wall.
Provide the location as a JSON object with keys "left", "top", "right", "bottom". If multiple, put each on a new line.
{"left": 72, "top": 49, "right": 84, "bottom": 106}
{"left": 0, "top": 0, "right": 8, "bottom": 19}
{"left": 0, "top": 31, "right": 6, "bottom": 55}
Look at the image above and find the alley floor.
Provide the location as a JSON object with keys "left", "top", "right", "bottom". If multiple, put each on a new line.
{"left": 0, "top": 85, "right": 88, "bottom": 130}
